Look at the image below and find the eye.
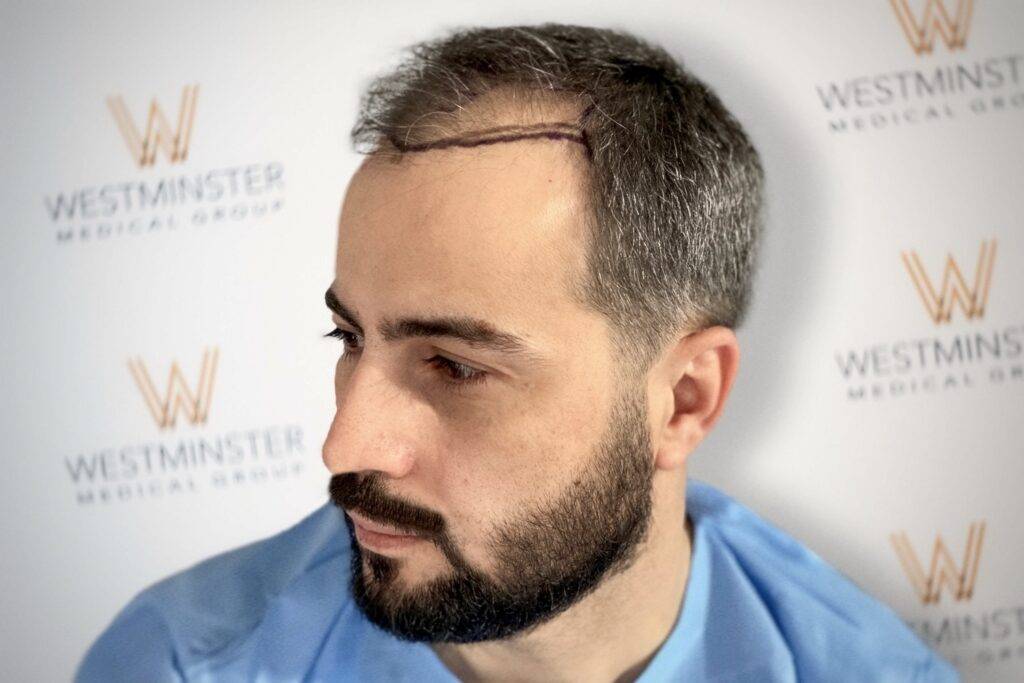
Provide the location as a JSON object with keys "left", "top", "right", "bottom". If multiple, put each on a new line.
{"left": 324, "top": 328, "right": 487, "bottom": 390}
{"left": 427, "top": 355, "right": 488, "bottom": 389}
{"left": 323, "top": 327, "right": 362, "bottom": 359}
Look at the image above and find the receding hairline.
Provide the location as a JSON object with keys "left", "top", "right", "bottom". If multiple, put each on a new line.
{"left": 362, "top": 85, "right": 596, "bottom": 159}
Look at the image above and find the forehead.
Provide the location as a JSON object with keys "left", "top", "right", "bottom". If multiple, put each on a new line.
{"left": 335, "top": 141, "right": 592, "bottom": 327}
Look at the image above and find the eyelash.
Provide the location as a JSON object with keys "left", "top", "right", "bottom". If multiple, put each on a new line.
{"left": 323, "top": 328, "right": 488, "bottom": 390}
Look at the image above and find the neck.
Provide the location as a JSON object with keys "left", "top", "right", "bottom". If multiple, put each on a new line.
{"left": 429, "top": 474, "right": 692, "bottom": 683}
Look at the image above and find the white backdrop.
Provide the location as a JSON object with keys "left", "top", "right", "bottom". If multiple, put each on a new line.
{"left": 1, "top": 1, "right": 1021, "bottom": 680}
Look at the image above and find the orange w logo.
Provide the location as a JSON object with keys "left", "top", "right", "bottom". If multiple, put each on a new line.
{"left": 900, "top": 239, "right": 996, "bottom": 324}
{"left": 107, "top": 84, "right": 199, "bottom": 167}
{"left": 128, "top": 347, "right": 218, "bottom": 429}
{"left": 889, "top": 0, "right": 974, "bottom": 55}
{"left": 890, "top": 522, "right": 985, "bottom": 604}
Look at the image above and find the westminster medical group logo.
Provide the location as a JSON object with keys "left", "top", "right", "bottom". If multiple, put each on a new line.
{"left": 891, "top": 521, "right": 986, "bottom": 605}
{"left": 834, "top": 238, "right": 1022, "bottom": 401}
{"left": 107, "top": 84, "right": 199, "bottom": 168}
{"left": 890, "top": 0, "right": 974, "bottom": 55}
{"left": 127, "top": 346, "right": 218, "bottom": 429}
{"left": 891, "top": 521, "right": 1024, "bottom": 668}
{"left": 900, "top": 239, "right": 996, "bottom": 324}
{"left": 42, "top": 84, "right": 287, "bottom": 245}
{"left": 814, "top": 1, "right": 1023, "bottom": 134}
{"left": 63, "top": 347, "right": 308, "bottom": 505}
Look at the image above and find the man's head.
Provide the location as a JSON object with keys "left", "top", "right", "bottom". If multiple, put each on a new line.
{"left": 322, "top": 23, "right": 762, "bottom": 643}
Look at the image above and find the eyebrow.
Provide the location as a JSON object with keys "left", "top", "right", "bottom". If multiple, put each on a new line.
{"left": 325, "top": 287, "right": 545, "bottom": 361}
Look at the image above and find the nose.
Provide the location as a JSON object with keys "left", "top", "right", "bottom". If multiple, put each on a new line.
{"left": 321, "top": 359, "right": 418, "bottom": 479}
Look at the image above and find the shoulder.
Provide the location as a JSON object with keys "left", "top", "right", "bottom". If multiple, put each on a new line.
{"left": 74, "top": 501, "right": 353, "bottom": 682}
{"left": 685, "top": 479, "right": 960, "bottom": 682}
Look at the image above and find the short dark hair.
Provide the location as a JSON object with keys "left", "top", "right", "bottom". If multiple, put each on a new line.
{"left": 350, "top": 23, "right": 765, "bottom": 376}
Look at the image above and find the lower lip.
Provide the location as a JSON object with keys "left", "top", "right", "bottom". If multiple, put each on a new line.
{"left": 353, "top": 522, "right": 425, "bottom": 552}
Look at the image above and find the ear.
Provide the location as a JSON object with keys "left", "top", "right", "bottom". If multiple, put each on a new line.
{"left": 649, "top": 326, "right": 740, "bottom": 471}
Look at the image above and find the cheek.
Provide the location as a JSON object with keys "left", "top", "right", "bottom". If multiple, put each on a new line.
{"left": 434, "top": 403, "right": 598, "bottom": 566}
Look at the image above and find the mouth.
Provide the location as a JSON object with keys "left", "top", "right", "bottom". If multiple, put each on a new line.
{"left": 346, "top": 509, "right": 427, "bottom": 553}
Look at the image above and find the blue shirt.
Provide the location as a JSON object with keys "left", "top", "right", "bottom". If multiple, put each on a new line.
{"left": 75, "top": 479, "right": 959, "bottom": 682}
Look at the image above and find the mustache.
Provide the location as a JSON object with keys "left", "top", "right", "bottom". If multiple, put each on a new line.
{"left": 329, "top": 472, "right": 446, "bottom": 539}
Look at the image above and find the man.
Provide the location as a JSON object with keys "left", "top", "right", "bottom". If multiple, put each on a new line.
{"left": 76, "top": 23, "right": 958, "bottom": 682}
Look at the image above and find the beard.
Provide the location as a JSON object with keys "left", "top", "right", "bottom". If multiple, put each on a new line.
{"left": 328, "top": 385, "right": 655, "bottom": 644}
